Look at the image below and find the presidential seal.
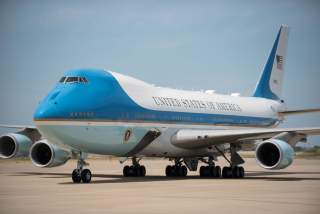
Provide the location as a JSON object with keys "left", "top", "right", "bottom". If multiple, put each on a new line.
{"left": 123, "top": 128, "right": 132, "bottom": 143}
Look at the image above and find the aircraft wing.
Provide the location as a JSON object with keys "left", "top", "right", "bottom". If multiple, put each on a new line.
{"left": 0, "top": 124, "right": 41, "bottom": 142}
{"left": 0, "top": 124, "right": 36, "bottom": 129}
{"left": 171, "top": 127, "right": 320, "bottom": 149}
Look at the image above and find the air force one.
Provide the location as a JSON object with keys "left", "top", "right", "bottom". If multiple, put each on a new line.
{"left": 1, "top": 26, "right": 320, "bottom": 183}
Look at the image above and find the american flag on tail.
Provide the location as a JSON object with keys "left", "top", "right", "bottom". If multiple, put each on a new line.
{"left": 276, "top": 55, "right": 283, "bottom": 70}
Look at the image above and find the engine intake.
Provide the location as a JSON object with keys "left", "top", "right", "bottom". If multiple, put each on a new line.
{"left": 255, "top": 139, "right": 294, "bottom": 170}
{"left": 0, "top": 134, "right": 32, "bottom": 158}
{"left": 30, "top": 140, "right": 71, "bottom": 167}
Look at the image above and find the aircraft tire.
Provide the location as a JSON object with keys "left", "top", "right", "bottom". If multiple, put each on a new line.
{"left": 140, "top": 165, "right": 146, "bottom": 177}
{"left": 232, "top": 167, "right": 240, "bottom": 178}
{"left": 222, "top": 167, "right": 232, "bottom": 178}
{"left": 166, "top": 165, "right": 172, "bottom": 176}
{"left": 229, "top": 166, "right": 245, "bottom": 178}
{"left": 209, "top": 166, "right": 216, "bottom": 177}
{"left": 133, "top": 165, "right": 141, "bottom": 177}
{"left": 123, "top": 165, "right": 130, "bottom": 177}
{"left": 177, "top": 166, "right": 183, "bottom": 176}
{"left": 215, "top": 166, "right": 221, "bottom": 178}
{"left": 239, "top": 166, "right": 245, "bottom": 178}
{"left": 199, "top": 166, "right": 206, "bottom": 177}
{"left": 179, "top": 165, "right": 187, "bottom": 177}
{"left": 81, "top": 169, "right": 92, "bottom": 183}
{"left": 72, "top": 169, "right": 81, "bottom": 183}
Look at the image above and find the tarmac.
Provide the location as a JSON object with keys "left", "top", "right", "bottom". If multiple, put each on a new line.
{"left": 0, "top": 158, "right": 319, "bottom": 214}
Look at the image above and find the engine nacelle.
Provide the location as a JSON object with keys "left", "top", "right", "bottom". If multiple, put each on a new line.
{"left": 0, "top": 133, "right": 32, "bottom": 158}
{"left": 30, "top": 140, "right": 71, "bottom": 168}
{"left": 255, "top": 139, "right": 295, "bottom": 170}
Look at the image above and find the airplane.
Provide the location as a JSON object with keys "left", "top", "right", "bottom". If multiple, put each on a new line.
{"left": 1, "top": 25, "right": 320, "bottom": 183}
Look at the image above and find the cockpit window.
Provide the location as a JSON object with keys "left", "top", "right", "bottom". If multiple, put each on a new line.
{"left": 59, "top": 77, "right": 66, "bottom": 83}
{"left": 79, "top": 77, "right": 88, "bottom": 83}
{"left": 66, "top": 77, "right": 79, "bottom": 83}
{"left": 59, "top": 76, "right": 88, "bottom": 84}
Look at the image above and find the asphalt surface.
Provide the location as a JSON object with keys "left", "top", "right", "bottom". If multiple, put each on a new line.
{"left": 0, "top": 158, "right": 320, "bottom": 214}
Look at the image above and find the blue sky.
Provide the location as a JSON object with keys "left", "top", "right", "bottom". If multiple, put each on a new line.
{"left": 0, "top": 0, "right": 319, "bottom": 145}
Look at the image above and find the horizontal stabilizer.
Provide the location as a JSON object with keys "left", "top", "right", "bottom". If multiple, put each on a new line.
{"left": 279, "top": 108, "right": 320, "bottom": 116}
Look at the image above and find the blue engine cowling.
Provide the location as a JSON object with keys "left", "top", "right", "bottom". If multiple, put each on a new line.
{"left": 0, "top": 133, "right": 32, "bottom": 158}
{"left": 30, "top": 140, "right": 71, "bottom": 168}
{"left": 255, "top": 139, "right": 295, "bottom": 170}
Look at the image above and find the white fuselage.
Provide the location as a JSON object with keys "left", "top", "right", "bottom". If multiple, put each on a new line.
{"left": 34, "top": 70, "right": 284, "bottom": 158}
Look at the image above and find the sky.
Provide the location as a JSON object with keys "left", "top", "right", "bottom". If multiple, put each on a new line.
{"left": 0, "top": 0, "right": 319, "bottom": 145}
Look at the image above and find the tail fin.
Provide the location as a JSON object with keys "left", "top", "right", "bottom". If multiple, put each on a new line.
{"left": 253, "top": 25, "right": 289, "bottom": 100}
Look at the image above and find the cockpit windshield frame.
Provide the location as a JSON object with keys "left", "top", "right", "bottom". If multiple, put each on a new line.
{"left": 59, "top": 76, "right": 89, "bottom": 84}
{"left": 59, "top": 77, "right": 66, "bottom": 83}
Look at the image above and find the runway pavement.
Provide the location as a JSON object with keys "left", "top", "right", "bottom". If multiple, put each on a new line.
{"left": 0, "top": 158, "right": 319, "bottom": 214}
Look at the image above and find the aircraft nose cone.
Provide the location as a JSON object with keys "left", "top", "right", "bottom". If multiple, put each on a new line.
{"left": 33, "top": 101, "right": 61, "bottom": 120}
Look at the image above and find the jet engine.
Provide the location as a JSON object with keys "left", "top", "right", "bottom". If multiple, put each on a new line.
{"left": 30, "top": 140, "right": 71, "bottom": 167}
{"left": 255, "top": 139, "right": 295, "bottom": 170}
{"left": 0, "top": 133, "right": 32, "bottom": 158}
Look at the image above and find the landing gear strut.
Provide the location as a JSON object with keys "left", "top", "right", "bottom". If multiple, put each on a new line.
{"left": 72, "top": 154, "right": 92, "bottom": 183}
{"left": 123, "top": 157, "right": 146, "bottom": 177}
{"left": 165, "top": 158, "right": 188, "bottom": 177}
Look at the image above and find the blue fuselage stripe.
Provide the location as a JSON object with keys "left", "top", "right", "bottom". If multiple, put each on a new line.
{"left": 33, "top": 69, "right": 278, "bottom": 127}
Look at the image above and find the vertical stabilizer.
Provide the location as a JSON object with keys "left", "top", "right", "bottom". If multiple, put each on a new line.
{"left": 253, "top": 25, "right": 289, "bottom": 100}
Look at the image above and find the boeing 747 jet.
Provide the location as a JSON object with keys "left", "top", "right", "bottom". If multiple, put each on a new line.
{"left": 1, "top": 26, "right": 319, "bottom": 183}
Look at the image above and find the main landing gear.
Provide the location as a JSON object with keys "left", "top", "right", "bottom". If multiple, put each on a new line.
{"left": 216, "top": 144, "right": 245, "bottom": 179}
{"left": 165, "top": 158, "right": 188, "bottom": 177}
{"left": 123, "top": 157, "right": 146, "bottom": 177}
{"left": 199, "top": 156, "right": 221, "bottom": 178}
{"left": 221, "top": 166, "right": 244, "bottom": 178}
{"left": 72, "top": 157, "right": 92, "bottom": 183}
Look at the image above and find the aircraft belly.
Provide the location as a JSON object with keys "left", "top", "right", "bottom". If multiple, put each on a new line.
{"left": 137, "top": 127, "right": 214, "bottom": 157}
{"left": 36, "top": 124, "right": 151, "bottom": 156}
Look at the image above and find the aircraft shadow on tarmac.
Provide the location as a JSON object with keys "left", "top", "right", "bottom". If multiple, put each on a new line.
{"left": 7, "top": 171, "right": 320, "bottom": 184}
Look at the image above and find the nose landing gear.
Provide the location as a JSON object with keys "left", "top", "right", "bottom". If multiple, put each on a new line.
{"left": 72, "top": 157, "right": 92, "bottom": 183}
